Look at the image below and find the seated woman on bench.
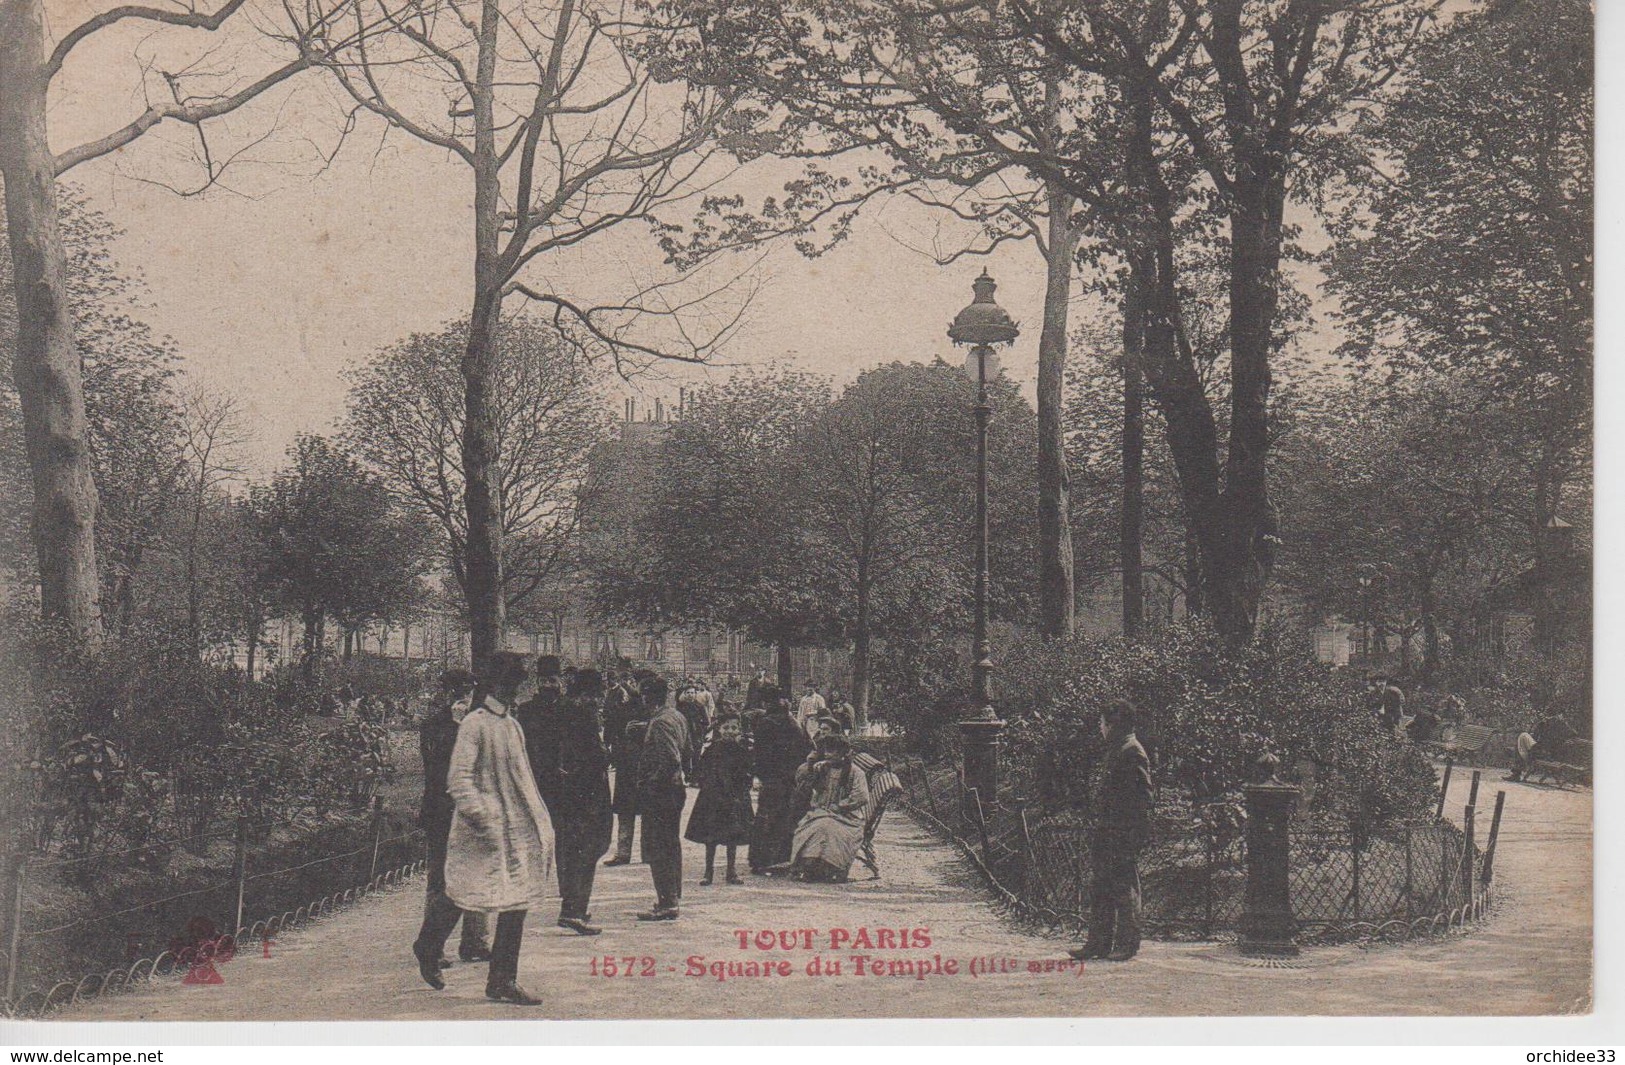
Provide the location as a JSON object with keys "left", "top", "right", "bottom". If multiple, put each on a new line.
{"left": 785, "top": 734, "right": 871, "bottom": 883}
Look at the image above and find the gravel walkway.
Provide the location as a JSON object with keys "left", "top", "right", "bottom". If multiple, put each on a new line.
{"left": 52, "top": 765, "right": 1589, "bottom": 1020}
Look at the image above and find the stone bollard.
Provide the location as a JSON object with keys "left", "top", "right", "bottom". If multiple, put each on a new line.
{"left": 1241, "top": 754, "right": 1301, "bottom": 957}
{"left": 958, "top": 717, "right": 1005, "bottom": 822}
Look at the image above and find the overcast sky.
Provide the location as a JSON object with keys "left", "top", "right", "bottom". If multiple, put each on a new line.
{"left": 42, "top": 2, "right": 1335, "bottom": 475}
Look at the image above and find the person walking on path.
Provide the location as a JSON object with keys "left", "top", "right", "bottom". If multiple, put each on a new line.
{"left": 684, "top": 715, "right": 754, "bottom": 885}
{"left": 1070, "top": 698, "right": 1152, "bottom": 963}
{"left": 749, "top": 691, "right": 812, "bottom": 873}
{"left": 604, "top": 675, "right": 653, "bottom": 866}
{"left": 552, "top": 669, "right": 613, "bottom": 934}
{"left": 415, "top": 652, "right": 553, "bottom": 1006}
{"left": 414, "top": 669, "right": 490, "bottom": 966}
{"left": 676, "top": 680, "right": 711, "bottom": 785}
{"left": 796, "top": 681, "right": 827, "bottom": 740}
{"left": 635, "top": 677, "right": 688, "bottom": 920}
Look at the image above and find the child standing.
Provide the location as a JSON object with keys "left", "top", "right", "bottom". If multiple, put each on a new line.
{"left": 684, "top": 716, "right": 754, "bottom": 885}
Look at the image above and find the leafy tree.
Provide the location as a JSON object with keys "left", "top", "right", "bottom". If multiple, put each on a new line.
{"left": 0, "top": 191, "right": 187, "bottom": 634}
{"left": 343, "top": 315, "right": 609, "bottom": 620}
{"left": 1328, "top": 0, "right": 1591, "bottom": 546}
{"left": 0, "top": 0, "right": 369, "bottom": 645}
{"left": 252, "top": 436, "right": 432, "bottom": 674}
{"left": 584, "top": 370, "right": 833, "bottom": 693}
{"left": 788, "top": 361, "right": 1037, "bottom": 724}
{"left": 1274, "top": 375, "right": 1565, "bottom": 678}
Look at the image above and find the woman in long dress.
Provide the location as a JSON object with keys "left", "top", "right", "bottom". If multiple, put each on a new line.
{"left": 788, "top": 734, "right": 870, "bottom": 883}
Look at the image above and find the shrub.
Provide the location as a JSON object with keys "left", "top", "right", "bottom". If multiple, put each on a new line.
{"left": 969, "top": 620, "right": 1437, "bottom": 838}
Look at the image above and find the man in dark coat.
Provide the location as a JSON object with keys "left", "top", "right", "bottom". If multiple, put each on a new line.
{"left": 1071, "top": 698, "right": 1152, "bottom": 963}
{"left": 602, "top": 670, "right": 644, "bottom": 866}
{"left": 552, "top": 669, "right": 613, "bottom": 934}
{"left": 513, "top": 655, "right": 565, "bottom": 809}
{"left": 748, "top": 691, "right": 811, "bottom": 873}
{"left": 634, "top": 677, "right": 687, "bottom": 919}
{"left": 416, "top": 669, "right": 490, "bottom": 964}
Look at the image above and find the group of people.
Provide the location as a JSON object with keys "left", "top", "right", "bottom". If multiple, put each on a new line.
{"left": 410, "top": 654, "right": 884, "bottom": 1006}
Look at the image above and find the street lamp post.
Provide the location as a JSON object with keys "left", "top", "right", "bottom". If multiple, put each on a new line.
{"left": 949, "top": 270, "right": 1020, "bottom": 817}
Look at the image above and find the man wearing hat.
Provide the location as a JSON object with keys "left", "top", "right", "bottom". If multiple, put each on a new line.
{"left": 634, "top": 676, "right": 687, "bottom": 919}
{"left": 417, "top": 652, "right": 552, "bottom": 1005}
{"left": 551, "top": 668, "right": 613, "bottom": 934}
{"left": 1069, "top": 698, "right": 1152, "bottom": 963}
{"left": 415, "top": 668, "right": 489, "bottom": 965}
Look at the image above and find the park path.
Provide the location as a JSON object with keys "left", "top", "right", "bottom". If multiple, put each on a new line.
{"left": 52, "top": 766, "right": 1589, "bottom": 1020}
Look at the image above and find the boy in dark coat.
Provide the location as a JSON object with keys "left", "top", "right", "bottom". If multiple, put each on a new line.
{"left": 634, "top": 677, "right": 687, "bottom": 919}
{"left": 684, "top": 715, "right": 754, "bottom": 885}
{"left": 1071, "top": 698, "right": 1153, "bottom": 963}
{"left": 552, "top": 669, "right": 613, "bottom": 934}
{"left": 748, "top": 691, "right": 812, "bottom": 873}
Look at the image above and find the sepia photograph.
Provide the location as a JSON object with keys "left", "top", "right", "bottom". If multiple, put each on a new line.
{"left": 0, "top": 0, "right": 1597, "bottom": 1035}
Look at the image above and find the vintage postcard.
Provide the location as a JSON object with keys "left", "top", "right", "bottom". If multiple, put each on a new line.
{"left": 0, "top": 0, "right": 1592, "bottom": 1025}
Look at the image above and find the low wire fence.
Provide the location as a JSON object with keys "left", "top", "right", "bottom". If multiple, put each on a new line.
{"left": 888, "top": 755, "right": 1494, "bottom": 945}
{"left": 1, "top": 801, "right": 426, "bottom": 1019}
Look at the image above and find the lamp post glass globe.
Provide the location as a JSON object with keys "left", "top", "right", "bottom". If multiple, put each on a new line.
{"left": 948, "top": 270, "right": 1019, "bottom": 723}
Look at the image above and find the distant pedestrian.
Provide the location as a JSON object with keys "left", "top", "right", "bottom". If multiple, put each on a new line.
{"left": 796, "top": 681, "right": 827, "bottom": 739}
{"left": 828, "top": 691, "right": 856, "bottom": 734}
{"left": 1069, "top": 699, "right": 1152, "bottom": 963}
{"left": 685, "top": 715, "right": 754, "bottom": 886}
{"left": 416, "top": 652, "right": 551, "bottom": 1005}
{"left": 603, "top": 672, "right": 647, "bottom": 867}
{"left": 676, "top": 680, "right": 710, "bottom": 785}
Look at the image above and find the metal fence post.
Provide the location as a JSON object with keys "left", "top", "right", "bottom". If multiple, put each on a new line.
{"left": 1204, "top": 832, "right": 1216, "bottom": 938}
{"left": 1403, "top": 827, "right": 1414, "bottom": 920}
{"left": 232, "top": 814, "right": 249, "bottom": 937}
{"left": 1481, "top": 790, "right": 1507, "bottom": 885}
{"left": 5, "top": 857, "right": 26, "bottom": 1001}
{"left": 1435, "top": 759, "right": 1453, "bottom": 821}
{"left": 1351, "top": 843, "right": 1362, "bottom": 921}
{"left": 1459, "top": 805, "right": 1477, "bottom": 905}
{"left": 367, "top": 797, "right": 385, "bottom": 883}
{"left": 918, "top": 762, "right": 940, "bottom": 824}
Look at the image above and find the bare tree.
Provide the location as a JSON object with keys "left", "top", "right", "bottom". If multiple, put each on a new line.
{"left": 0, "top": 0, "right": 371, "bottom": 646}
{"left": 311, "top": 0, "right": 750, "bottom": 669}
{"left": 179, "top": 385, "right": 248, "bottom": 656}
{"left": 342, "top": 314, "right": 609, "bottom": 620}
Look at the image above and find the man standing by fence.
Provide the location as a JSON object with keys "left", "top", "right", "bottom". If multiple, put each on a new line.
{"left": 1071, "top": 698, "right": 1153, "bottom": 963}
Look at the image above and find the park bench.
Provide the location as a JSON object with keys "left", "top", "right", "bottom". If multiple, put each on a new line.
{"left": 852, "top": 751, "right": 904, "bottom": 880}
{"left": 1426, "top": 723, "right": 1497, "bottom": 762}
{"left": 1530, "top": 738, "right": 1592, "bottom": 788}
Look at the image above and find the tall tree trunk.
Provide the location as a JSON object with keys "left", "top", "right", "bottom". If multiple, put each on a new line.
{"left": 0, "top": 1, "right": 102, "bottom": 644}
{"left": 1036, "top": 183, "right": 1077, "bottom": 639}
{"left": 1120, "top": 272, "right": 1146, "bottom": 639}
{"left": 776, "top": 642, "right": 793, "bottom": 698}
{"left": 1208, "top": 175, "right": 1284, "bottom": 641}
{"left": 851, "top": 577, "right": 871, "bottom": 729}
{"left": 461, "top": 0, "right": 505, "bottom": 675}
{"left": 244, "top": 614, "right": 259, "bottom": 684}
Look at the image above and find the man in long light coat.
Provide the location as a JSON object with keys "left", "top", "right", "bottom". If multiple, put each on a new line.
{"left": 413, "top": 651, "right": 553, "bottom": 1006}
